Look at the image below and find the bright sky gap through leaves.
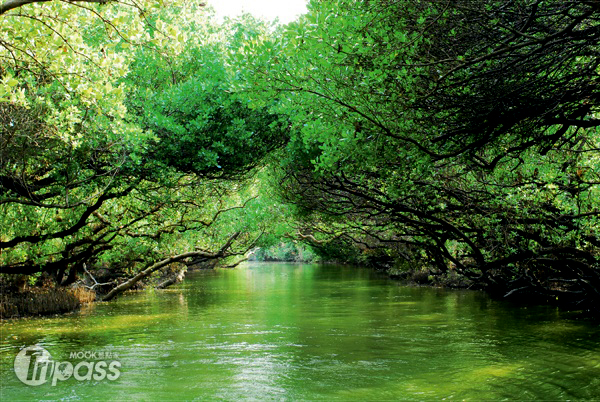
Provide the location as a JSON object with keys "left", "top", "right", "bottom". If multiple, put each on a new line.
{"left": 208, "top": 0, "right": 308, "bottom": 23}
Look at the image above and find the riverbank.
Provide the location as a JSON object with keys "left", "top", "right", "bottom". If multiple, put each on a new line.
{"left": 0, "top": 285, "right": 95, "bottom": 319}
{"left": 0, "top": 262, "right": 215, "bottom": 319}
{"left": 386, "top": 266, "right": 599, "bottom": 317}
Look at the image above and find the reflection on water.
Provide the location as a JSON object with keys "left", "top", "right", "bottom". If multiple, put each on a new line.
{"left": 2, "top": 263, "right": 600, "bottom": 400}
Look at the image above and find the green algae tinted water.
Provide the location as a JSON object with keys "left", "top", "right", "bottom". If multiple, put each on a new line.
{"left": 1, "top": 262, "right": 599, "bottom": 400}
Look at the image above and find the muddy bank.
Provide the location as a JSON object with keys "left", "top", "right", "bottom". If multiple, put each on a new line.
{"left": 0, "top": 285, "right": 95, "bottom": 319}
{"left": 0, "top": 261, "right": 218, "bottom": 319}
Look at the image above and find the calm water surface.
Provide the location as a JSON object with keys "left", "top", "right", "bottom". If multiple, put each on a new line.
{"left": 1, "top": 262, "right": 599, "bottom": 400}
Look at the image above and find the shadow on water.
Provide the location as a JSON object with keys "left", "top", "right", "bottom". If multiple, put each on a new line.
{"left": 2, "top": 262, "right": 599, "bottom": 400}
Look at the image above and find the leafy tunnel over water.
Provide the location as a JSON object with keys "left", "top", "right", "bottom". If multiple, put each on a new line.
{"left": 1, "top": 263, "right": 600, "bottom": 400}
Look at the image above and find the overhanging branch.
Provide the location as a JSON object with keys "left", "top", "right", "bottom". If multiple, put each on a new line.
{"left": 102, "top": 232, "right": 242, "bottom": 301}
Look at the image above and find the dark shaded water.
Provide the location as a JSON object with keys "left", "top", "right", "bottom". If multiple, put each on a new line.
{"left": 1, "top": 262, "right": 599, "bottom": 400}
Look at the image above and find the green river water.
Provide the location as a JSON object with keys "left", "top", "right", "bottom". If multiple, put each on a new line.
{"left": 1, "top": 262, "right": 599, "bottom": 400}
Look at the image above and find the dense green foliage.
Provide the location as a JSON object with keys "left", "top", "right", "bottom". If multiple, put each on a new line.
{"left": 250, "top": 242, "right": 319, "bottom": 263}
{"left": 0, "top": 2, "right": 288, "bottom": 297}
{"left": 238, "top": 0, "right": 600, "bottom": 308}
{"left": 126, "top": 37, "right": 287, "bottom": 178}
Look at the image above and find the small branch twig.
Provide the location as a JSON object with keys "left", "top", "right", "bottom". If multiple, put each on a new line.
{"left": 82, "top": 263, "right": 112, "bottom": 290}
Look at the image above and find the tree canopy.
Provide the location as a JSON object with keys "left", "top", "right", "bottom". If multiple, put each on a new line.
{"left": 238, "top": 0, "right": 600, "bottom": 307}
{"left": 2, "top": 0, "right": 600, "bottom": 310}
{"left": 0, "top": 1, "right": 289, "bottom": 299}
